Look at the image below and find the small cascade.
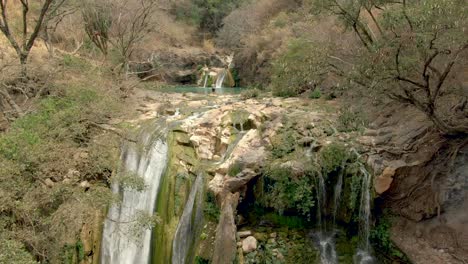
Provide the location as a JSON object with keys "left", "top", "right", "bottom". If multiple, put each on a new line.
{"left": 316, "top": 172, "right": 327, "bottom": 230}
{"left": 351, "top": 149, "right": 376, "bottom": 264}
{"left": 332, "top": 164, "right": 345, "bottom": 225}
{"left": 306, "top": 139, "right": 317, "bottom": 158}
{"left": 318, "top": 235, "right": 338, "bottom": 264}
{"left": 101, "top": 124, "right": 169, "bottom": 264}
{"left": 172, "top": 174, "right": 205, "bottom": 264}
{"left": 353, "top": 167, "right": 375, "bottom": 264}
{"left": 203, "top": 74, "right": 209, "bottom": 88}
{"left": 215, "top": 70, "right": 226, "bottom": 89}
{"left": 314, "top": 171, "right": 338, "bottom": 264}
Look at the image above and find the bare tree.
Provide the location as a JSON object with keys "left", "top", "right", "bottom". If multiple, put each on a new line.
{"left": 0, "top": 0, "right": 65, "bottom": 77}
{"left": 110, "top": 0, "right": 159, "bottom": 70}
{"left": 81, "top": 0, "right": 112, "bottom": 56}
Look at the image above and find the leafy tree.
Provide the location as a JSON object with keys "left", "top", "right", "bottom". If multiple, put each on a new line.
{"left": 271, "top": 39, "right": 330, "bottom": 97}
{"left": 174, "top": 0, "right": 244, "bottom": 33}
{"left": 309, "top": 0, "right": 468, "bottom": 136}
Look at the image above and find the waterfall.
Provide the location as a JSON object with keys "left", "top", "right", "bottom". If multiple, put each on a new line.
{"left": 353, "top": 167, "right": 375, "bottom": 264}
{"left": 101, "top": 125, "right": 169, "bottom": 264}
{"left": 203, "top": 74, "right": 209, "bottom": 88}
{"left": 215, "top": 70, "right": 226, "bottom": 89}
{"left": 172, "top": 174, "right": 205, "bottom": 264}
{"left": 359, "top": 167, "right": 372, "bottom": 251}
{"left": 351, "top": 148, "right": 375, "bottom": 264}
{"left": 332, "top": 164, "right": 345, "bottom": 225}
{"left": 318, "top": 235, "right": 338, "bottom": 264}
{"left": 316, "top": 172, "right": 327, "bottom": 230}
{"left": 313, "top": 171, "right": 338, "bottom": 264}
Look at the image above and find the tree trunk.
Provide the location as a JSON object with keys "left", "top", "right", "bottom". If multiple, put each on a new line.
{"left": 19, "top": 53, "right": 29, "bottom": 79}
{"left": 0, "top": 88, "right": 24, "bottom": 117}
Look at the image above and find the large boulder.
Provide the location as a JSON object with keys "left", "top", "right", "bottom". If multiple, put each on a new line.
{"left": 242, "top": 236, "right": 258, "bottom": 254}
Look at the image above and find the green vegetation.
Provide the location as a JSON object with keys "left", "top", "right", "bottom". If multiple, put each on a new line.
{"left": 271, "top": 39, "right": 329, "bottom": 97}
{"left": 204, "top": 192, "right": 220, "bottom": 221}
{"left": 260, "top": 165, "right": 316, "bottom": 218}
{"left": 0, "top": 239, "right": 38, "bottom": 264}
{"left": 173, "top": 0, "right": 244, "bottom": 32}
{"left": 241, "top": 88, "right": 260, "bottom": 100}
{"left": 195, "top": 256, "right": 210, "bottom": 264}
{"left": 0, "top": 60, "right": 123, "bottom": 262}
{"left": 370, "top": 216, "right": 409, "bottom": 262}
{"left": 337, "top": 108, "right": 368, "bottom": 133}
{"left": 228, "top": 161, "right": 245, "bottom": 176}
{"left": 319, "top": 143, "right": 349, "bottom": 175}
{"left": 309, "top": 89, "right": 322, "bottom": 99}
{"left": 270, "top": 130, "right": 297, "bottom": 159}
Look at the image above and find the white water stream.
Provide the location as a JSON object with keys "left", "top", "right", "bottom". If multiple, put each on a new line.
{"left": 100, "top": 126, "right": 168, "bottom": 264}
{"left": 172, "top": 174, "right": 205, "bottom": 264}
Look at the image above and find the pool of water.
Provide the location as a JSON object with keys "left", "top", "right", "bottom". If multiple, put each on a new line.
{"left": 156, "top": 86, "right": 246, "bottom": 95}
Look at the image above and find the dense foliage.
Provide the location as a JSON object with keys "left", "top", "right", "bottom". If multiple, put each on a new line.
{"left": 271, "top": 39, "right": 330, "bottom": 97}
{"left": 173, "top": 0, "right": 244, "bottom": 33}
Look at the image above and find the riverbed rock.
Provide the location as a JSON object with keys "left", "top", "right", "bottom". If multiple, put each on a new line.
{"left": 45, "top": 178, "right": 54, "bottom": 188}
{"left": 237, "top": 230, "right": 252, "bottom": 238}
{"left": 242, "top": 236, "right": 258, "bottom": 253}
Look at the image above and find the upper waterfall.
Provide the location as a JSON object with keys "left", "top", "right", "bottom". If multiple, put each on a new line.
{"left": 100, "top": 126, "right": 169, "bottom": 264}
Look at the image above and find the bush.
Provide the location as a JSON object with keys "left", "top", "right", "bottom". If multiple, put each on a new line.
{"left": 241, "top": 89, "right": 260, "bottom": 100}
{"left": 271, "top": 39, "right": 329, "bottom": 97}
{"left": 173, "top": 0, "right": 243, "bottom": 33}
{"left": 0, "top": 80, "right": 121, "bottom": 262}
{"left": 337, "top": 108, "right": 368, "bottom": 132}
{"left": 260, "top": 165, "right": 317, "bottom": 218}
{"left": 0, "top": 239, "right": 38, "bottom": 264}
{"left": 319, "top": 143, "right": 349, "bottom": 175}
{"left": 370, "top": 217, "right": 408, "bottom": 261}
{"left": 204, "top": 192, "right": 220, "bottom": 221}
{"left": 270, "top": 130, "right": 297, "bottom": 159}
{"left": 309, "top": 89, "right": 322, "bottom": 99}
{"left": 228, "top": 161, "right": 244, "bottom": 176}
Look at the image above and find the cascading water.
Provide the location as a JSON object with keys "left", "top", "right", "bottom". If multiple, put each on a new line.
{"left": 203, "top": 74, "right": 209, "bottom": 88}
{"left": 215, "top": 70, "right": 226, "bottom": 89}
{"left": 101, "top": 124, "right": 169, "bottom": 264}
{"left": 332, "top": 163, "right": 345, "bottom": 225}
{"left": 353, "top": 166, "right": 375, "bottom": 264}
{"left": 351, "top": 149, "right": 376, "bottom": 264}
{"left": 172, "top": 174, "right": 205, "bottom": 264}
{"left": 313, "top": 171, "right": 338, "bottom": 264}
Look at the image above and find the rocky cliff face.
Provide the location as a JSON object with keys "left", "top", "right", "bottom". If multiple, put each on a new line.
{"left": 118, "top": 89, "right": 467, "bottom": 263}
{"left": 360, "top": 104, "right": 468, "bottom": 263}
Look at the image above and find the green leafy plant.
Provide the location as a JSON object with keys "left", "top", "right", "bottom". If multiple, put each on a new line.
{"left": 309, "top": 89, "right": 322, "bottom": 99}
{"left": 204, "top": 192, "right": 220, "bottom": 221}
{"left": 319, "top": 143, "right": 349, "bottom": 175}
{"left": 271, "top": 39, "right": 330, "bottom": 97}
{"left": 260, "top": 165, "right": 317, "bottom": 218}
{"left": 228, "top": 161, "right": 244, "bottom": 176}
{"left": 337, "top": 108, "right": 368, "bottom": 132}
{"left": 370, "top": 217, "right": 408, "bottom": 260}
{"left": 270, "top": 131, "right": 297, "bottom": 159}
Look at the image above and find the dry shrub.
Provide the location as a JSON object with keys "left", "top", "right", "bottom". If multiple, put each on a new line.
{"left": 216, "top": 0, "right": 298, "bottom": 49}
